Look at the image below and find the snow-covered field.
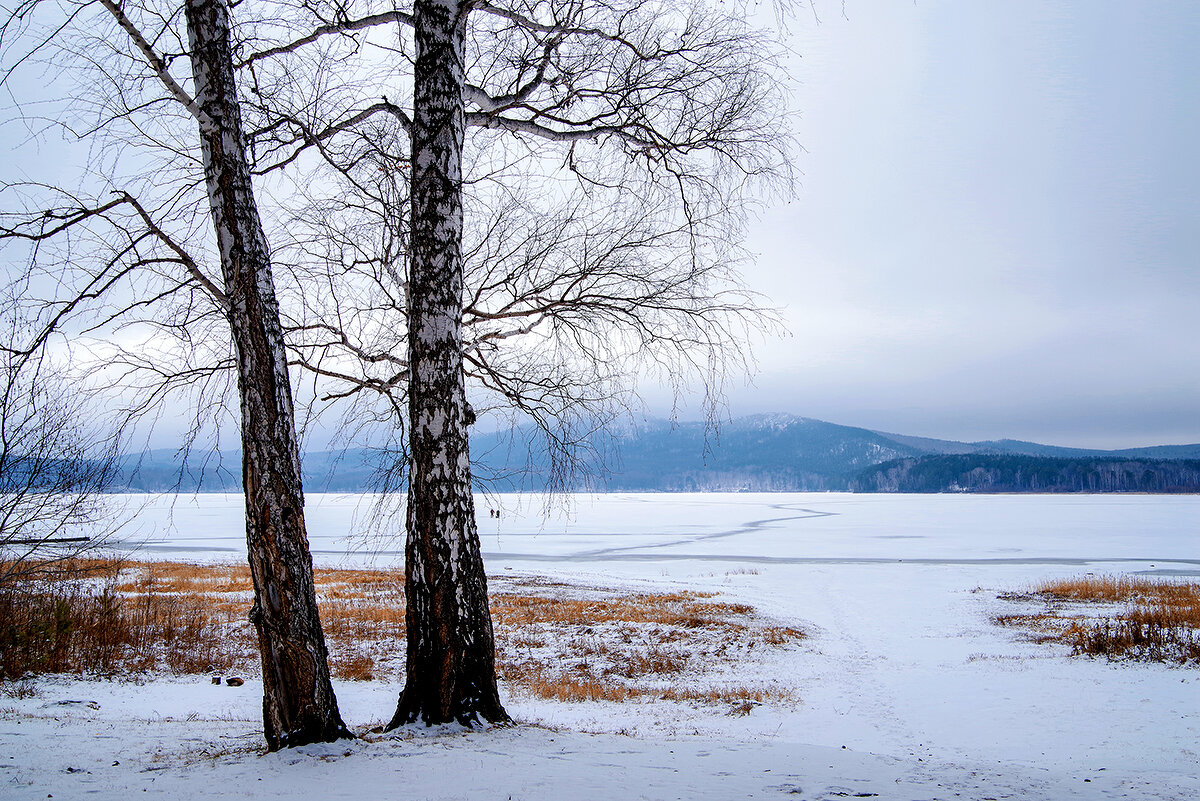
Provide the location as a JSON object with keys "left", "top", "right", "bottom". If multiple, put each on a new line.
{"left": 4, "top": 493, "right": 1198, "bottom": 799}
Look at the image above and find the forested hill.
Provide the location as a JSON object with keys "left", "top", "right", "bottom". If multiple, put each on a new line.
{"left": 539, "top": 415, "right": 926, "bottom": 492}
{"left": 113, "top": 414, "right": 1200, "bottom": 493}
{"left": 850, "top": 455, "right": 1200, "bottom": 494}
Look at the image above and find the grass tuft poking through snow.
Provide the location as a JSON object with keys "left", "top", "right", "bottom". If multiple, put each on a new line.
{"left": 1, "top": 559, "right": 803, "bottom": 705}
{"left": 996, "top": 574, "right": 1200, "bottom": 665}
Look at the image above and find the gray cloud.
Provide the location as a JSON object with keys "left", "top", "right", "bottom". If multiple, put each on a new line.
{"left": 722, "top": 0, "right": 1200, "bottom": 448}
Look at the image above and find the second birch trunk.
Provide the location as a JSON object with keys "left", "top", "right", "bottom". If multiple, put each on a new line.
{"left": 388, "top": 0, "right": 508, "bottom": 728}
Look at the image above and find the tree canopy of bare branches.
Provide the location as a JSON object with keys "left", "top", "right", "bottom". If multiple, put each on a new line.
{"left": 254, "top": 0, "right": 790, "bottom": 453}
{"left": 2, "top": 0, "right": 793, "bottom": 730}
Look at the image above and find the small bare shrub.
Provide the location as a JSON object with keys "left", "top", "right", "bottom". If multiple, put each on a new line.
{"left": 0, "top": 564, "right": 246, "bottom": 678}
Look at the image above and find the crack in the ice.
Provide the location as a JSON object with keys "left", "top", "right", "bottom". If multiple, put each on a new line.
{"left": 570, "top": 503, "right": 840, "bottom": 559}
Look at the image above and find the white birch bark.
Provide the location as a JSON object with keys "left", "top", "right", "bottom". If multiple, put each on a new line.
{"left": 388, "top": 0, "right": 508, "bottom": 727}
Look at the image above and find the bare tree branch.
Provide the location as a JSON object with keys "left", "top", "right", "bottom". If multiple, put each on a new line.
{"left": 97, "top": 0, "right": 209, "bottom": 126}
{"left": 237, "top": 8, "right": 415, "bottom": 69}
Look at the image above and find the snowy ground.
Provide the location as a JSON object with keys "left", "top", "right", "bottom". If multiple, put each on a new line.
{"left": 4, "top": 493, "right": 1198, "bottom": 799}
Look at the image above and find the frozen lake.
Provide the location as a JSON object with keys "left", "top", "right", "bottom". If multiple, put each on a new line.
{"left": 114, "top": 491, "right": 1200, "bottom": 573}
{"left": 96, "top": 492, "right": 1200, "bottom": 796}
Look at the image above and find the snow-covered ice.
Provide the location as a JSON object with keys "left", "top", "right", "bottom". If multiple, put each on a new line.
{"left": 4, "top": 492, "right": 1198, "bottom": 799}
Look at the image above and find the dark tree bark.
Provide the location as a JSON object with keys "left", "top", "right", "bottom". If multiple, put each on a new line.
{"left": 184, "top": 0, "right": 350, "bottom": 750}
{"left": 387, "top": 0, "right": 508, "bottom": 728}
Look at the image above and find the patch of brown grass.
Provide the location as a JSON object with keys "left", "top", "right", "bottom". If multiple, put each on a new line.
{"left": 657, "top": 685, "right": 790, "bottom": 704}
{"left": 761, "top": 626, "right": 805, "bottom": 646}
{"left": 0, "top": 563, "right": 247, "bottom": 678}
{"left": 997, "top": 575, "right": 1200, "bottom": 665}
{"left": 114, "top": 561, "right": 253, "bottom": 596}
{"left": 490, "top": 582, "right": 803, "bottom": 705}
{"left": 2, "top": 560, "right": 806, "bottom": 706}
{"left": 1063, "top": 614, "right": 1200, "bottom": 662}
{"left": 488, "top": 590, "right": 743, "bottom": 630}
{"left": 1035, "top": 575, "right": 1200, "bottom": 607}
{"left": 333, "top": 653, "right": 377, "bottom": 681}
{"left": 504, "top": 662, "right": 793, "bottom": 706}
{"left": 516, "top": 666, "right": 633, "bottom": 703}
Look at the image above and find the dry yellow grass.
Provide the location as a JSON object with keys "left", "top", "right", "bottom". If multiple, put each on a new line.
{"left": 504, "top": 663, "right": 792, "bottom": 706}
{"left": 1034, "top": 575, "right": 1200, "bottom": 607}
{"left": 115, "top": 561, "right": 253, "bottom": 596}
{"left": 489, "top": 584, "right": 802, "bottom": 704}
{"left": 997, "top": 575, "right": 1200, "bottom": 664}
{"left": 2, "top": 560, "right": 805, "bottom": 705}
{"left": 0, "top": 560, "right": 247, "bottom": 677}
{"left": 333, "top": 653, "right": 377, "bottom": 682}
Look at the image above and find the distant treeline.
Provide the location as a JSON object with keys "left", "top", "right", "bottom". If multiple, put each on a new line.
{"left": 851, "top": 455, "right": 1200, "bottom": 494}
{"left": 106, "top": 416, "right": 1200, "bottom": 494}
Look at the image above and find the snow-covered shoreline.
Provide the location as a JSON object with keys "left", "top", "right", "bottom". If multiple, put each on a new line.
{"left": 5, "top": 493, "right": 1198, "bottom": 799}
{"left": 10, "top": 677, "right": 1183, "bottom": 801}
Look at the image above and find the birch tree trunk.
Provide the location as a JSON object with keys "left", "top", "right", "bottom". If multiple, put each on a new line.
{"left": 387, "top": 0, "right": 508, "bottom": 727}
{"left": 185, "top": 0, "right": 350, "bottom": 750}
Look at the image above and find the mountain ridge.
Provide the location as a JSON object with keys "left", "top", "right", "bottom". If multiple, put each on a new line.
{"left": 110, "top": 414, "right": 1200, "bottom": 493}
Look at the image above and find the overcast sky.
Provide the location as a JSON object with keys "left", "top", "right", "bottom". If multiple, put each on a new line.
{"left": 4, "top": 1, "right": 1196, "bottom": 451}
{"left": 695, "top": 0, "right": 1200, "bottom": 448}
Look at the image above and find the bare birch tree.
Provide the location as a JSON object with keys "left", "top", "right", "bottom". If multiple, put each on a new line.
{"left": 232, "top": 0, "right": 791, "bottom": 726}
{"left": 0, "top": 0, "right": 350, "bottom": 749}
